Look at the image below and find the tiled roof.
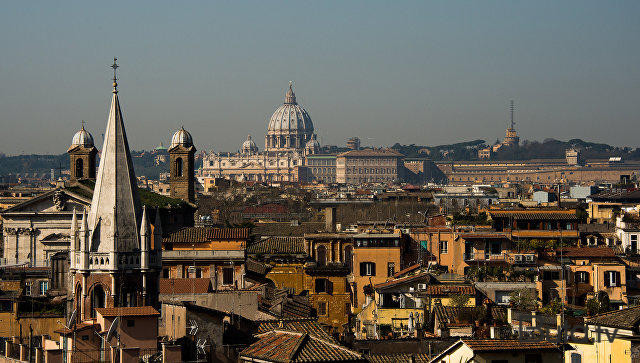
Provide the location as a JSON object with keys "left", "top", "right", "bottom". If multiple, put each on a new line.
{"left": 259, "top": 289, "right": 315, "bottom": 320}
{"left": 256, "top": 319, "right": 333, "bottom": 341}
{"left": 337, "top": 148, "right": 403, "bottom": 157}
{"left": 434, "top": 306, "right": 493, "bottom": 327}
{"left": 562, "top": 247, "right": 617, "bottom": 258}
{"left": 426, "top": 284, "right": 474, "bottom": 296}
{"left": 163, "top": 227, "right": 249, "bottom": 243}
{"left": 159, "top": 278, "right": 212, "bottom": 294}
{"left": 489, "top": 210, "right": 578, "bottom": 220}
{"left": 374, "top": 272, "right": 431, "bottom": 290}
{"left": 240, "top": 330, "right": 363, "bottom": 362}
{"left": 585, "top": 306, "right": 640, "bottom": 330}
{"left": 366, "top": 353, "right": 431, "bottom": 363}
{"left": 56, "top": 321, "right": 100, "bottom": 335}
{"left": 247, "top": 236, "right": 306, "bottom": 255}
{"left": 392, "top": 263, "right": 421, "bottom": 278}
{"left": 95, "top": 306, "right": 160, "bottom": 318}
{"left": 458, "top": 233, "right": 509, "bottom": 239}
{"left": 462, "top": 339, "right": 560, "bottom": 352}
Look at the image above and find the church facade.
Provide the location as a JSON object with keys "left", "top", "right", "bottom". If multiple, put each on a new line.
{"left": 200, "top": 83, "right": 320, "bottom": 182}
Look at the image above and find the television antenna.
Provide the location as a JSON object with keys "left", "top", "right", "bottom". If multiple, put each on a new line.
{"left": 187, "top": 320, "right": 198, "bottom": 336}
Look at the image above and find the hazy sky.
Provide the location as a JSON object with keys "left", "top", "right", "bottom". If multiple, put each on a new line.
{"left": 1, "top": 1, "right": 639, "bottom": 155}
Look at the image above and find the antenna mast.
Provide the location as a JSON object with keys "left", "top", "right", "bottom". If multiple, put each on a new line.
{"left": 509, "top": 100, "right": 515, "bottom": 130}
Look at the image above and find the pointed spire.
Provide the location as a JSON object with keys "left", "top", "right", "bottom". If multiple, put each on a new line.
{"left": 88, "top": 61, "right": 142, "bottom": 253}
{"left": 140, "top": 206, "right": 150, "bottom": 238}
{"left": 285, "top": 81, "right": 297, "bottom": 105}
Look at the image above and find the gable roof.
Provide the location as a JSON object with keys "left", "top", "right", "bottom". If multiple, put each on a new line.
{"left": 256, "top": 319, "right": 333, "bottom": 342}
{"left": 562, "top": 247, "right": 617, "bottom": 259}
{"left": 585, "top": 305, "right": 640, "bottom": 330}
{"left": 374, "top": 272, "right": 432, "bottom": 290}
{"left": 426, "top": 284, "right": 474, "bottom": 296}
{"left": 240, "top": 330, "right": 363, "bottom": 362}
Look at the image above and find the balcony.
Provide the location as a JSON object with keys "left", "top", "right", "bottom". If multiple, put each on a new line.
{"left": 162, "top": 249, "right": 244, "bottom": 261}
{"left": 463, "top": 252, "right": 509, "bottom": 262}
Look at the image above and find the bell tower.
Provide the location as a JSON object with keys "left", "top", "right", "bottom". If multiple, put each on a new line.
{"left": 68, "top": 122, "right": 97, "bottom": 182}
{"left": 70, "top": 59, "right": 161, "bottom": 320}
{"left": 168, "top": 127, "right": 196, "bottom": 203}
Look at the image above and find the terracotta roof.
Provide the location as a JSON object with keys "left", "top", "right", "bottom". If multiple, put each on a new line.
{"left": 247, "top": 236, "right": 306, "bottom": 255}
{"left": 489, "top": 210, "right": 578, "bottom": 220}
{"left": 585, "top": 305, "right": 640, "bottom": 330}
{"left": 256, "top": 319, "right": 333, "bottom": 341}
{"left": 337, "top": 148, "right": 403, "bottom": 158}
{"left": 240, "top": 330, "right": 363, "bottom": 362}
{"left": 95, "top": 306, "right": 160, "bottom": 318}
{"left": 366, "top": 354, "right": 430, "bottom": 363}
{"left": 426, "top": 284, "right": 474, "bottom": 296}
{"left": 461, "top": 339, "right": 560, "bottom": 352}
{"left": 163, "top": 227, "right": 249, "bottom": 243}
{"left": 392, "top": 263, "right": 421, "bottom": 278}
{"left": 458, "top": 233, "right": 509, "bottom": 239}
{"left": 374, "top": 272, "right": 431, "bottom": 290}
{"left": 562, "top": 247, "right": 617, "bottom": 259}
{"left": 159, "top": 278, "right": 212, "bottom": 294}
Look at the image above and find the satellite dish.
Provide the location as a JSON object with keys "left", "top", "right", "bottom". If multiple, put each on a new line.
{"left": 105, "top": 316, "right": 120, "bottom": 342}
{"left": 66, "top": 309, "right": 77, "bottom": 328}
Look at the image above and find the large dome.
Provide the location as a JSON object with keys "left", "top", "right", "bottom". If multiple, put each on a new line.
{"left": 265, "top": 83, "right": 314, "bottom": 152}
{"left": 171, "top": 126, "right": 193, "bottom": 148}
{"left": 71, "top": 125, "right": 94, "bottom": 148}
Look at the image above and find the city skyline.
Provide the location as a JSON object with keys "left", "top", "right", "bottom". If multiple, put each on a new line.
{"left": 1, "top": 1, "right": 639, "bottom": 155}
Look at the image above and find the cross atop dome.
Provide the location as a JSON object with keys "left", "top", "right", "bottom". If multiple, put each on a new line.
{"left": 285, "top": 81, "right": 297, "bottom": 105}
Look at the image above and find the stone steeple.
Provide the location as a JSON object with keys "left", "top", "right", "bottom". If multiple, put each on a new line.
{"left": 87, "top": 68, "right": 141, "bottom": 253}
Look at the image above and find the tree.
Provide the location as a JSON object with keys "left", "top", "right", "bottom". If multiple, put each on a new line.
{"left": 509, "top": 288, "right": 538, "bottom": 311}
{"left": 587, "top": 291, "right": 611, "bottom": 316}
{"left": 450, "top": 294, "right": 470, "bottom": 308}
{"left": 539, "top": 298, "right": 562, "bottom": 315}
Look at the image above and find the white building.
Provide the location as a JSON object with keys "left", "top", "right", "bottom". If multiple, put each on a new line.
{"left": 200, "top": 83, "right": 319, "bottom": 182}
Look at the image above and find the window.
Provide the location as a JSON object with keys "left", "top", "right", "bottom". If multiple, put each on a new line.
{"left": 318, "top": 302, "right": 327, "bottom": 316}
{"left": 439, "top": 240, "right": 448, "bottom": 254}
{"left": 316, "top": 245, "right": 327, "bottom": 266}
{"left": 387, "top": 262, "right": 395, "bottom": 277}
{"left": 360, "top": 262, "right": 376, "bottom": 276}
{"left": 315, "top": 279, "right": 333, "bottom": 294}
{"left": 195, "top": 268, "right": 202, "bottom": 278}
{"left": 25, "top": 283, "right": 31, "bottom": 296}
{"left": 604, "top": 271, "right": 621, "bottom": 287}
{"left": 127, "top": 319, "right": 135, "bottom": 327}
{"left": 39, "top": 281, "right": 48, "bottom": 296}
{"left": 491, "top": 241, "right": 501, "bottom": 255}
{"left": 575, "top": 271, "right": 589, "bottom": 284}
{"left": 543, "top": 271, "right": 560, "bottom": 280}
{"left": 175, "top": 158, "right": 183, "bottom": 177}
{"left": 223, "top": 267, "right": 234, "bottom": 285}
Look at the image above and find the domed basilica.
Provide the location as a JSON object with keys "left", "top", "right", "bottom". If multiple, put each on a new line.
{"left": 201, "top": 83, "right": 321, "bottom": 182}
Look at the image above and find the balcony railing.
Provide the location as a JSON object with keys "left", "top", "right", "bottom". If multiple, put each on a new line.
{"left": 162, "top": 249, "right": 244, "bottom": 261}
{"left": 463, "top": 252, "right": 509, "bottom": 262}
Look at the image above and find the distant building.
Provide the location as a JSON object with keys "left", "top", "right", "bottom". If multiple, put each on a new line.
{"left": 201, "top": 83, "right": 316, "bottom": 183}
{"left": 335, "top": 148, "right": 402, "bottom": 184}
{"left": 346, "top": 137, "right": 361, "bottom": 150}
{"left": 566, "top": 148, "right": 582, "bottom": 165}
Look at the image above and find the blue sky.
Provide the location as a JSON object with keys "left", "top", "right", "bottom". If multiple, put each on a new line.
{"left": 1, "top": 1, "right": 639, "bottom": 154}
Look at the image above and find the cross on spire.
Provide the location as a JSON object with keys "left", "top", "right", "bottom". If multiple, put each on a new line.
{"left": 111, "top": 57, "right": 119, "bottom": 93}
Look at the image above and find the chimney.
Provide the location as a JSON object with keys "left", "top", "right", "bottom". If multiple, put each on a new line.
{"left": 325, "top": 206, "right": 336, "bottom": 232}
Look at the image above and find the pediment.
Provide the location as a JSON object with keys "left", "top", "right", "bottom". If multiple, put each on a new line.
{"left": 2, "top": 188, "right": 91, "bottom": 214}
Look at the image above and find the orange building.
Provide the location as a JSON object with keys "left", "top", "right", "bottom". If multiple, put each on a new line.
{"left": 351, "top": 230, "right": 408, "bottom": 311}
{"left": 162, "top": 227, "right": 248, "bottom": 290}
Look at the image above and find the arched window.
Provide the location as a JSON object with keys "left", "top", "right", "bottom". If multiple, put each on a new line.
{"left": 316, "top": 245, "right": 327, "bottom": 267}
{"left": 75, "top": 159, "right": 84, "bottom": 179}
{"left": 90, "top": 284, "right": 105, "bottom": 318}
{"left": 175, "top": 158, "right": 183, "bottom": 177}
